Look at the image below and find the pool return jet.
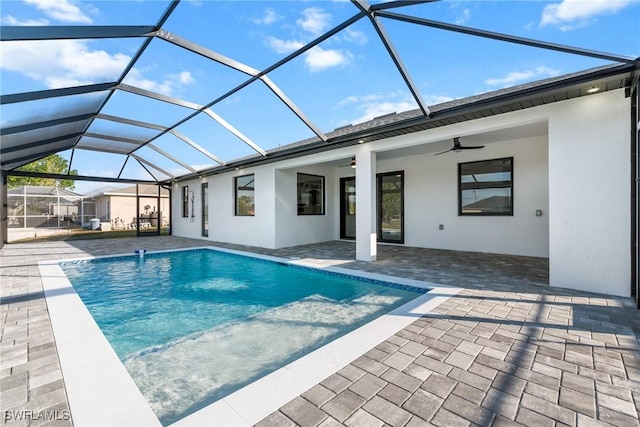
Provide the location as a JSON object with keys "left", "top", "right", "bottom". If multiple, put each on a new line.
{"left": 135, "top": 249, "right": 147, "bottom": 260}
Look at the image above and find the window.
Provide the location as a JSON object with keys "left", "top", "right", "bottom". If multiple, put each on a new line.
{"left": 459, "top": 157, "right": 513, "bottom": 215}
{"left": 297, "top": 173, "right": 325, "bottom": 215}
{"left": 182, "top": 186, "right": 189, "bottom": 218}
{"left": 235, "top": 174, "right": 255, "bottom": 216}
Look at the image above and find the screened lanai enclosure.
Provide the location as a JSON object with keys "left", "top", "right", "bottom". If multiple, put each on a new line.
{"left": 7, "top": 185, "right": 95, "bottom": 229}
{"left": 0, "top": 1, "right": 639, "bottom": 301}
{"left": 2, "top": 0, "right": 637, "bottom": 185}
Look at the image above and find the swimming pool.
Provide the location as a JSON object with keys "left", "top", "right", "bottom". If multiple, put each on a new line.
{"left": 41, "top": 246, "right": 459, "bottom": 426}
{"left": 58, "top": 248, "right": 427, "bottom": 425}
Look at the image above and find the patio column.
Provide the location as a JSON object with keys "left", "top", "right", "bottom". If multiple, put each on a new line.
{"left": 355, "top": 146, "right": 377, "bottom": 261}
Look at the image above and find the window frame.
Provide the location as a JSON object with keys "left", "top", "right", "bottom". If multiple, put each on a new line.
{"left": 377, "top": 171, "right": 404, "bottom": 244}
{"left": 458, "top": 157, "right": 514, "bottom": 216}
{"left": 234, "top": 174, "right": 255, "bottom": 217}
{"left": 181, "top": 185, "right": 189, "bottom": 218}
{"left": 201, "top": 182, "right": 208, "bottom": 237}
{"left": 296, "top": 173, "right": 325, "bottom": 216}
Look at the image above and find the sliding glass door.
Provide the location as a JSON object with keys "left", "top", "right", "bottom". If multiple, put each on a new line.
{"left": 340, "top": 172, "right": 404, "bottom": 243}
{"left": 340, "top": 177, "right": 356, "bottom": 239}
{"left": 378, "top": 171, "right": 404, "bottom": 243}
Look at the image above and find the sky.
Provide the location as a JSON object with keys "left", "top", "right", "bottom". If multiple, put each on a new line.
{"left": 1, "top": 0, "right": 639, "bottom": 195}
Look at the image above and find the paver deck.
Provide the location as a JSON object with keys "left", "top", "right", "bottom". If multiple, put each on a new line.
{"left": 1, "top": 237, "right": 639, "bottom": 426}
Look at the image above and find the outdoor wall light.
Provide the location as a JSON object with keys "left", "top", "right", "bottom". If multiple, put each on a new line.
{"left": 587, "top": 86, "right": 600, "bottom": 94}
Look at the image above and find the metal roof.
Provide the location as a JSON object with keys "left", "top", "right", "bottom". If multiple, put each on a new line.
{"left": 1, "top": 0, "right": 638, "bottom": 186}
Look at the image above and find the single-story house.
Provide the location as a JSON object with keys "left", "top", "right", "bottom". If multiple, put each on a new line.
{"left": 170, "top": 63, "right": 639, "bottom": 298}
{"left": 93, "top": 184, "right": 170, "bottom": 229}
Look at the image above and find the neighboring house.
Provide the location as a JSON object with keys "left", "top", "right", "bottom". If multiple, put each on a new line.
{"left": 93, "top": 185, "right": 170, "bottom": 229}
{"left": 171, "top": 64, "right": 638, "bottom": 298}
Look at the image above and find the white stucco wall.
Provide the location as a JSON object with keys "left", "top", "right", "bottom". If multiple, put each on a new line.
{"left": 373, "top": 136, "right": 549, "bottom": 257}
{"left": 204, "top": 166, "right": 277, "bottom": 248}
{"left": 172, "top": 164, "right": 338, "bottom": 249}
{"left": 172, "top": 181, "right": 204, "bottom": 240}
{"left": 274, "top": 165, "right": 337, "bottom": 249}
{"left": 548, "top": 89, "right": 630, "bottom": 296}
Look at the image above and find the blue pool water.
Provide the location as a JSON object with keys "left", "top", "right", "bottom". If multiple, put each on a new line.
{"left": 60, "top": 248, "right": 426, "bottom": 425}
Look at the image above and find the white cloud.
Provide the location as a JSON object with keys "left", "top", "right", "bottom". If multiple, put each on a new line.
{"left": 0, "top": 39, "right": 129, "bottom": 88}
{"left": 224, "top": 95, "right": 242, "bottom": 105}
{"left": 124, "top": 69, "right": 195, "bottom": 96}
{"left": 265, "top": 37, "right": 353, "bottom": 72}
{"left": 485, "top": 66, "right": 561, "bottom": 87}
{"left": 1, "top": 39, "right": 192, "bottom": 96}
{"left": 0, "top": 15, "right": 49, "bottom": 25}
{"left": 176, "top": 71, "right": 195, "bottom": 85}
{"left": 338, "top": 92, "right": 394, "bottom": 107}
{"left": 265, "top": 36, "right": 304, "bottom": 54}
{"left": 297, "top": 7, "right": 332, "bottom": 35}
{"left": 540, "top": 0, "right": 631, "bottom": 30}
{"left": 264, "top": 7, "right": 357, "bottom": 72}
{"left": 455, "top": 9, "right": 471, "bottom": 25}
{"left": 251, "top": 8, "right": 283, "bottom": 25}
{"left": 304, "top": 46, "right": 352, "bottom": 72}
{"left": 351, "top": 100, "right": 416, "bottom": 124}
{"left": 423, "top": 94, "right": 456, "bottom": 105}
{"left": 337, "top": 91, "right": 414, "bottom": 124}
{"left": 343, "top": 28, "right": 368, "bottom": 45}
{"left": 24, "top": 0, "right": 93, "bottom": 23}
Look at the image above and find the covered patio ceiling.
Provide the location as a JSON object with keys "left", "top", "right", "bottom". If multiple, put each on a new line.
{"left": 1, "top": 0, "right": 638, "bottom": 188}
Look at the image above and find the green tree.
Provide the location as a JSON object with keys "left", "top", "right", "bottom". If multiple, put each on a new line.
{"left": 8, "top": 155, "right": 78, "bottom": 189}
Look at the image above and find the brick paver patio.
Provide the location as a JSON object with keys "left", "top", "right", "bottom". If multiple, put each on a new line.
{"left": 1, "top": 237, "right": 639, "bottom": 426}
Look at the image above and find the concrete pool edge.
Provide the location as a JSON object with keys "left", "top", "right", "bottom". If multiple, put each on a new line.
{"left": 40, "top": 246, "right": 462, "bottom": 427}
{"left": 39, "top": 261, "right": 161, "bottom": 427}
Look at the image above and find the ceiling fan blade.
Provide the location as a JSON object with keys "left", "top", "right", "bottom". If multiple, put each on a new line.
{"left": 435, "top": 148, "right": 454, "bottom": 155}
{"left": 338, "top": 156, "right": 356, "bottom": 167}
{"left": 460, "top": 145, "right": 485, "bottom": 150}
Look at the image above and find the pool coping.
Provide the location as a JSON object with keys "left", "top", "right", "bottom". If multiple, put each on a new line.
{"left": 39, "top": 246, "right": 462, "bottom": 427}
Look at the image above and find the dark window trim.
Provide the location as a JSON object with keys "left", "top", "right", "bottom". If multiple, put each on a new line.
{"left": 201, "top": 182, "right": 208, "bottom": 237}
{"left": 458, "top": 157, "right": 514, "bottom": 216}
{"left": 234, "top": 174, "right": 255, "bottom": 217}
{"left": 297, "top": 173, "right": 325, "bottom": 216}
{"left": 340, "top": 176, "right": 356, "bottom": 240}
{"left": 181, "top": 185, "right": 189, "bottom": 218}
{"left": 377, "top": 170, "right": 404, "bottom": 244}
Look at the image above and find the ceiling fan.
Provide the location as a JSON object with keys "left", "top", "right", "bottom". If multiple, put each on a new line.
{"left": 435, "top": 137, "right": 485, "bottom": 155}
{"left": 338, "top": 156, "right": 357, "bottom": 168}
